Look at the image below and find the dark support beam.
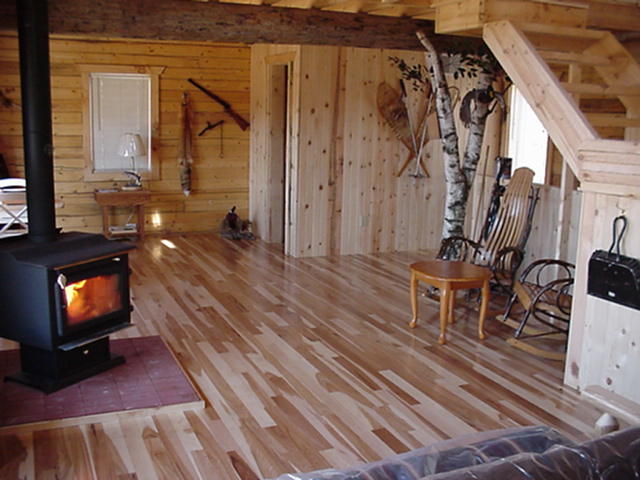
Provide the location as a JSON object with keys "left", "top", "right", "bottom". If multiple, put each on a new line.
{"left": 0, "top": 0, "right": 481, "bottom": 51}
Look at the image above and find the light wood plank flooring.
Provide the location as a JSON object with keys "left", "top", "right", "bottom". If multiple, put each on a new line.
{"left": 1, "top": 234, "right": 606, "bottom": 479}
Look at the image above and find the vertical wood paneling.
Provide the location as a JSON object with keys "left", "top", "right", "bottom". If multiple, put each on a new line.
{"left": 252, "top": 45, "right": 501, "bottom": 257}
{"left": 581, "top": 297, "right": 640, "bottom": 403}
{"left": 249, "top": 44, "right": 269, "bottom": 240}
{"left": 342, "top": 47, "right": 376, "bottom": 255}
{"left": 297, "top": 45, "right": 340, "bottom": 257}
{"left": 249, "top": 44, "right": 299, "bottom": 242}
{"left": 249, "top": 41, "right": 588, "bottom": 292}
{"left": 328, "top": 49, "right": 347, "bottom": 256}
{"left": 267, "top": 65, "right": 287, "bottom": 244}
{"left": 0, "top": 33, "right": 250, "bottom": 234}
{"left": 565, "top": 192, "right": 640, "bottom": 404}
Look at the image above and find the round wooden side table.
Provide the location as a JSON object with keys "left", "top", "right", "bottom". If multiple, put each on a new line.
{"left": 409, "top": 260, "right": 491, "bottom": 345}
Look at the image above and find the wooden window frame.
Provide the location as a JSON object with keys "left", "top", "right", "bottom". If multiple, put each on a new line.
{"left": 79, "top": 64, "right": 165, "bottom": 182}
{"left": 505, "top": 87, "right": 552, "bottom": 185}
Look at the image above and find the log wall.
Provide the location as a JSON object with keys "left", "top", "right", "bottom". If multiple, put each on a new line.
{"left": 0, "top": 33, "right": 250, "bottom": 234}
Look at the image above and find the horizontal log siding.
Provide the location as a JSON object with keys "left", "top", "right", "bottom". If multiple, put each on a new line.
{"left": 0, "top": 33, "right": 250, "bottom": 234}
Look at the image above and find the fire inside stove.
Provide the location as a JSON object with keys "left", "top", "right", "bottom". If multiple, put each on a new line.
{"left": 64, "top": 274, "right": 122, "bottom": 326}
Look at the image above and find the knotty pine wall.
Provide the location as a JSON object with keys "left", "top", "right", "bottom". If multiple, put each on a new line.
{"left": 565, "top": 191, "right": 640, "bottom": 405}
{"left": 0, "top": 33, "right": 250, "bottom": 234}
{"left": 250, "top": 44, "right": 300, "bottom": 254}
{"left": 562, "top": 44, "right": 640, "bottom": 405}
{"left": 251, "top": 44, "right": 502, "bottom": 257}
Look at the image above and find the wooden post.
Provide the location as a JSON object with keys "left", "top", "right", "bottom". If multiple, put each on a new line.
{"left": 554, "top": 160, "right": 577, "bottom": 260}
{"left": 554, "top": 63, "right": 580, "bottom": 261}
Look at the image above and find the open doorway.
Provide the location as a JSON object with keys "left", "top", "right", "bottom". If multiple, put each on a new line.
{"left": 267, "top": 64, "right": 290, "bottom": 250}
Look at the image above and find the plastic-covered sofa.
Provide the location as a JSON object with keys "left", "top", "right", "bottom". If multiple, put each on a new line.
{"left": 271, "top": 425, "right": 640, "bottom": 480}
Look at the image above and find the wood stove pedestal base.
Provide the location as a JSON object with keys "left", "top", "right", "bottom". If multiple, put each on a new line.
{"left": 5, "top": 337, "right": 125, "bottom": 394}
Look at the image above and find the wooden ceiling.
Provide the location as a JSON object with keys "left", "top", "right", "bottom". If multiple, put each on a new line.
{"left": 192, "top": 0, "right": 640, "bottom": 32}
{"left": 199, "top": 0, "right": 438, "bottom": 20}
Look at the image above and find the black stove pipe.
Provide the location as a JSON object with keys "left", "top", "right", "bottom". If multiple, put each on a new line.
{"left": 17, "top": 0, "right": 57, "bottom": 243}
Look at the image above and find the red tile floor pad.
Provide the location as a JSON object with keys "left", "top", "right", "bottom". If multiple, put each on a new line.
{"left": 0, "top": 336, "right": 200, "bottom": 428}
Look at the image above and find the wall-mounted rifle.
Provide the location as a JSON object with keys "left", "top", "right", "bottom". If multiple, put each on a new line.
{"left": 188, "top": 78, "right": 250, "bottom": 131}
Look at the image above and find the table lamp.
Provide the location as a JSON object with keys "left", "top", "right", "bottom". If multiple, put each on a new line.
{"left": 117, "top": 133, "right": 144, "bottom": 190}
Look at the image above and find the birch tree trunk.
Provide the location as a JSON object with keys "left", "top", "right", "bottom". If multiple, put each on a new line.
{"left": 461, "top": 73, "right": 493, "bottom": 190}
{"left": 416, "top": 31, "right": 467, "bottom": 239}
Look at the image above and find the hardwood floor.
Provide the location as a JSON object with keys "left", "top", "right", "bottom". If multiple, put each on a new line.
{"left": 0, "top": 233, "right": 605, "bottom": 479}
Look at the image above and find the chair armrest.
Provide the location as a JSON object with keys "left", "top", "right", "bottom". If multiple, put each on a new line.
{"left": 494, "top": 246, "right": 524, "bottom": 268}
{"left": 437, "top": 236, "right": 483, "bottom": 261}
{"left": 518, "top": 259, "right": 575, "bottom": 286}
{"left": 485, "top": 246, "right": 524, "bottom": 291}
{"left": 529, "top": 277, "right": 574, "bottom": 316}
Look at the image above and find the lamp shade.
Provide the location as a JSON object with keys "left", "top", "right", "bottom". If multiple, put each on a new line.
{"left": 117, "top": 133, "right": 145, "bottom": 157}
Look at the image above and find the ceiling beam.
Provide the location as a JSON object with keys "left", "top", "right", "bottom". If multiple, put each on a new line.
{"left": 0, "top": 0, "right": 480, "bottom": 51}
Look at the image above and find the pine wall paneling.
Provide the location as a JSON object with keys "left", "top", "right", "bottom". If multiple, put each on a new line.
{"left": 0, "top": 33, "right": 250, "bottom": 234}
{"left": 250, "top": 44, "right": 504, "bottom": 257}
{"left": 297, "top": 45, "right": 341, "bottom": 257}
{"left": 566, "top": 191, "right": 640, "bottom": 404}
{"left": 267, "top": 64, "right": 287, "bottom": 245}
{"left": 249, "top": 44, "right": 299, "bottom": 249}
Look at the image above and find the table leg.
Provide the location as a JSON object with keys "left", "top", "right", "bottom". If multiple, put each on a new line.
{"left": 478, "top": 278, "right": 489, "bottom": 340}
{"left": 439, "top": 285, "right": 450, "bottom": 345}
{"left": 137, "top": 205, "right": 145, "bottom": 240}
{"left": 101, "top": 206, "right": 110, "bottom": 238}
{"left": 448, "top": 290, "right": 456, "bottom": 324}
{"left": 409, "top": 270, "right": 418, "bottom": 328}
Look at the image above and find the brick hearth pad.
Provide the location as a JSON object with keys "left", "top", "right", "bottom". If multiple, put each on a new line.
{"left": 0, "top": 336, "right": 203, "bottom": 430}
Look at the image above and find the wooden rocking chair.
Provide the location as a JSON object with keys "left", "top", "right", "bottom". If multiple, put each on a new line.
{"left": 500, "top": 259, "right": 575, "bottom": 360}
{"left": 438, "top": 167, "right": 539, "bottom": 292}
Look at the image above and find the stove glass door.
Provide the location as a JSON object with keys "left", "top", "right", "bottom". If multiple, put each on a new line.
{"left": 63, "top": 273, "right": 123, "bottom": 326}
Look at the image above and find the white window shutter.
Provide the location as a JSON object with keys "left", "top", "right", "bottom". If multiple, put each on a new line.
{"left": 90, "top": 74, "right": 151, "bottom": 173}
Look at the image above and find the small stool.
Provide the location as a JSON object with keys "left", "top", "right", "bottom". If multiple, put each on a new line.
{"left": 409, "top": 260, "right": 491, "bottom": 344}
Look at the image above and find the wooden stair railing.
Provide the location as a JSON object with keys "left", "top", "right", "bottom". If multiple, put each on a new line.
{"left": 483, "top": 20, "right": 640, "bottom": 194}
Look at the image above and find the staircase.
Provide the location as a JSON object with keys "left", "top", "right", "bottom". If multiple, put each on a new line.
{"left": 437, "top": 1, "right": 640, "bottom": 405}
{"left": 482, "top": 20, "right": 640, "bottom": 195}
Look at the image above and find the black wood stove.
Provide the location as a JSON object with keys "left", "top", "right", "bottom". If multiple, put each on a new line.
{"left": 0, "top": 0, "right": 134, "bottom": 393}
{"left": 0, "top": 233, "right": 134, "bottom": 393}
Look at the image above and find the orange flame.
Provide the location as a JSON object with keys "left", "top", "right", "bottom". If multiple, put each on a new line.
{"left": 64, "top": 275, "right": 122, "bottom": 325}
{"left": 64, "top": 279, "right": 87, "bottom": 306}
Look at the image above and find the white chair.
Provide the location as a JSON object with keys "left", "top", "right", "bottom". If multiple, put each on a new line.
{"left": 0, "top": 178, "right": 28, "bottom": 237}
